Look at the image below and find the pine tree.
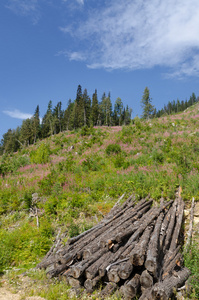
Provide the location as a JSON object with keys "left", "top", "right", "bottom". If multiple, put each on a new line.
{"left": 63, "top": 99, "right": 74, "bottom": 131}
{"left": 20, "top": 118, "right": 33, "bottom": 146}
{"left": 42, "top": 100, "right": 53, "bottom": 137}
{"left": 52, "top": 102, "right": 63, "bottom": 134}
{"left": 32, "top": 105, "right": 40, "bottom": 143}
{"left": 141, "top": 87, "right": 155, "bottom": 120}
{"left": 114, "top": 97, "right": 123, "bottom": 126}
{"left": 91, "top": 90, "right": 99, "bottom": 126}
{"left": 82, "top": 89, "right": 91, "bottom": 127}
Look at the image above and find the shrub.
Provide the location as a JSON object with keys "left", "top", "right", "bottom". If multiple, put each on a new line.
{"left": 30, "top": 143, "right": 51, "bottom": 164}
{"left": 106, "top": 144, "right": 121, "bottom": 155}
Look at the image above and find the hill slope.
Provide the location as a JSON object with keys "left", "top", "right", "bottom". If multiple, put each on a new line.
{"left": 0, "top": 105, "right": 199, "bottom": 298}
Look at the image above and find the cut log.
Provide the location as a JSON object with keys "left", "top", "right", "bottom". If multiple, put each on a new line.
{"left": 70, "top": 248, "right": 107, "bottom": 279}
{"left": 145, "top": 213, "right": 164, "bottom": 277}
{"left": 151, "top": 268, "right": 191, "bottom": 300}
{"left": 47, "top": 263, "right": 69, "bottom": 278}
{"left": 125, "top": 200, "right": 173, "bottom": 248}
{"left": 118, "top": 260, "right": 133, "bottom": 280}
{"left": 100, "top": 199, "right": 153, "bottom": 248}
{"left": 163, "top": 199, "right": 178, "bottom": 252}
{"left": 121, "top": 273, "right": 141, "bottom": 300}
{"left": 169, "top": 197, "right": 184, "bottom": 252}
{"left": 84, "top": 275, "right": 101, "bottom": 292}
{"left": 129, "top": 224, "right": 154, "bottom": 267}
{"left": 162, "top": 244, "right": 181, "bottom": 274}
{"left": 162, "top": 252, "right": 183, "bottom": 280}
{"left": 85, "top": 250, "right": 111, "bottom": 279}
{"left": 100, "top": 282, "right": 118, "bottom": 298}
{"left": 68, "top": 276, "right": 83, "bottom": 288}
{"left": 107, "top": 265, "right": 121, "bottom": 283}
{"left": 140, "top": 270, "right": 153, "bottom": 290}
{"left": 159, "top": 208, "right": 171, "bottom": 250}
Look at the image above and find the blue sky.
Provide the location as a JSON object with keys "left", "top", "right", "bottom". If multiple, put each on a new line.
{"left": 1, "top": 0, "right": 199, "bottom": 140}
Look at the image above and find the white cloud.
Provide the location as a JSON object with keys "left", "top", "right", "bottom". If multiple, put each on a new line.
{"left": 62, "top": 0, "right": 199, "bottom": 77}
{"left": 5, "top": 0, "right": 40, "bottom": 23}
{"left": 3, "top": 109, "right": 33, "bottom": 120}
{"left": 77, "top": 0, "right": 84, "bottom": 4}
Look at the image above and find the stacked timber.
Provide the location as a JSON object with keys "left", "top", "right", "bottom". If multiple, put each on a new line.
{"left": 37, "top": 194, "right": 190, "bottom": 299}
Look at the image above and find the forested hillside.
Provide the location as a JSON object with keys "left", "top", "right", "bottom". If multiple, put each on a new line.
{"left": 0, "top": 94, "right": 199, "bottom": 299}
{"left": 1, "top": 85, "right": 198, "bottom": 155}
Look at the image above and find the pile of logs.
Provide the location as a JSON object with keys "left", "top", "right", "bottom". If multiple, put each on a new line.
{"left": 37, "top": 194, "right": 190, "bottom": 299}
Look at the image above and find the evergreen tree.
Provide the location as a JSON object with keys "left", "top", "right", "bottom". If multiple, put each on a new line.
{"left": 42, "top": 100, "right": 53, "bottom": 137}
{"left": 20, "top": 118, "right": 33, "bottom": 146}
{"left": 82, "top": 89, "right": 91, "bottom": 127}
{"left": 114, "top": 97, "right": 123, "bottom": 126}
{"left": 141, "top": 87, "right": 155, "bottom": 120}
{"left": 91, "top": 90, "right": 99, "bottom": 126}
{"left": 1, "top": 128, "right": 20, "bottom": 154}
{"left": 101, "top": 92, "right": 112, "bottom": 126}
{"left": 63, "top": 99, "right": 74, "bottom": 131}
{"left": 124, "top": 105, "right": 132, "bottom": 125}
{"left": 32, "top": 105, "right": 40, "bottom": 143}
{"left": 52, "top": 102, "right": 63, "bottom": 134}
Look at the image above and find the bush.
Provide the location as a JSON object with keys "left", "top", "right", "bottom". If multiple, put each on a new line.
{"left": 0, "top": 154, "right": 30, "bottom": 176}
{"left": 30, "top": 143, "right": 51, "bottom": 164}
{"left": 106, "top": 144, "right": 121, "bottom": 155}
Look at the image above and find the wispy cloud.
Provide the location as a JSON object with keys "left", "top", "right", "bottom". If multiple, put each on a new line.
{"left": 56, "top": 50, "right": 86, "bottom": 61}
{"left": 61, "top": 0, "right": 199, "bottom": 77}
{"left": 3, "top": 109, "right": 33, "bottom": 120}
{"left": 62, "top": 0, "right": 84, "bottom": 4}
{"left": 5, "top": 0, "right": 40, "bottom": 23}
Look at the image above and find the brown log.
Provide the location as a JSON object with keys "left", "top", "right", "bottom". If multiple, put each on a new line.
{"left": 145, "top": 213, "right": 164, "bottom": 277}
{"left": 82, "top": 242, "right": 101, "bottom": 260}
{"left": 85, "top": 250, "right": 111, "bottom": 279}
{"left": 38, "top": 197, "right": 151, "bottom": 270}
{"left": 151, "top": 268, "right": 191, "bottom": 300}
{"left": 47, "top": 263, "right": 69, "bottom": 278}
{"left": 129, "top": 224, "right": 154, "bottom": 266}
{"left": 107, "top": 265, "right": 121, "bottom": 283}
{"left": 70, "top": 248, "right": 107, "bottom": 279}
{"left": 162, "top": 244, "right": 181, "bottom": 273}
{"left": 100, "top": 282, "right": 118, "bottom": 298}
{"left": 159, "top": 208, "right": 171, "bottom": 250}
{"left": 84, "top": 275, "right": 101, "bottom": 292}
{"left": 121, "top": 273, "right": 141, "bottom": 299}
{"left": 118, "top": 260, "right": 133, "bottom": 280}
{"left": 140, "top": 270, "right": 153, "bottom": 290}
{"left": 99, "top": 199, "right": 153, "bottom": 248}
{"left": 162, "top": 252, "right": 183, "bottom": 280}
{"left": 68, "top": 276, "right": 83, "bottom": 288}
{"left": 169, "top": 197, "right": 184, "bottom": 252}
{"left": 119, "top": 241, "right": 137, "bottom": 260}
{"left": 138, "top": 289, "right": 152, "bottom": 300}
{"left": 163, "top": 199, "right": 178, "bottom": 252}
{"left": 113, "top": 202, "right": 153, "bottom": 244}
{"left": 67, "top": 198, "right": 148, "bottom": 259}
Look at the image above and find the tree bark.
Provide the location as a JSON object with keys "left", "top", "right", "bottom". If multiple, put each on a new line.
{"left": 129, "top": 224, "right": 154, "bottom": 266}
{"left": 151, "top": 268, "right": 191, "bottom": 300}
{"left": 100, "top": 282, "right": 118, "bottom": 298}
{"left": 121, "top": 273, "right": 141, "bottom": 299}
{"left": 145, "top": 213, "right": 164, "bottom": 277}
{"left": 118, "top": 260, "right": 133, "bottom": 280}
{"left": 140, "top": 270, "right": 153, "bottom": 290}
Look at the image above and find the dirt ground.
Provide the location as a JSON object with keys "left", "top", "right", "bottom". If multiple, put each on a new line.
{"left": 0, "top": 287, "right": 45, "bottom": 300}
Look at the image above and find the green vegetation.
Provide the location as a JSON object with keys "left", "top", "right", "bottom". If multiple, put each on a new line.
{"left": 0, "top": 100, "right": 199, "bottom": 298}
